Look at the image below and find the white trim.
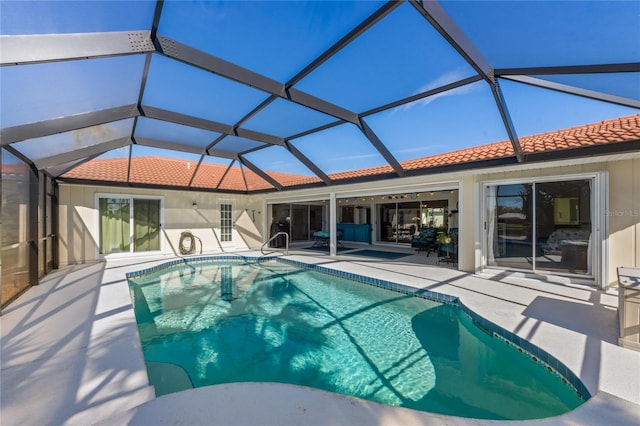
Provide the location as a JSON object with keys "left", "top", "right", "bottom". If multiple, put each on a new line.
{"left": 218, "top": 200, "right": 234, "bottom": 243}
{"left": 475, "top": 180, "right": 484, "bottom": 273}
{"left": 596, "top": 172, "right": 610, "bottom": 289}
{"left": 94, "top": 193, "right": 165, "bottom": 259}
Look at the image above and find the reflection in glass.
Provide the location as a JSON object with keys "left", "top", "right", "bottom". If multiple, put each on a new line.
{"left": 535, "top": 181, "right": 592, "bottom": 275}
{"left": 99, "top": 198, "right": 131, "bottom": 255}
{"left": 486, "top": 184, "right": 534, "bottom": 271}
{"left": 270, "top": 203, "right": 326, "bottom": 243}
{"left": 377, "top": 201, "right": 421, "bottom": 244}
{"left": 291, "top": 205, "right": 309, "bottom": 241}
{"left": 486, "top": 180, "right": 592, "bottom": 276}
{"left": 133, "top": 199, "right": 160, "bottom": 252}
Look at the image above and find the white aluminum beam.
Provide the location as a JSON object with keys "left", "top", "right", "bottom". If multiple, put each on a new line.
{"left": 0, "top": 31, "right": 154, "bottom": 65}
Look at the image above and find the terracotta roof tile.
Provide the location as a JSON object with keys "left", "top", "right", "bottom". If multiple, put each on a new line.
{"left": 60, "top": 114, "right": 640, "bottom": 191}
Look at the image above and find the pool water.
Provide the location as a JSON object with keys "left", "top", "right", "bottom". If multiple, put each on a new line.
{"left": 128, "top": 261, "right": 585, "bottom": 420}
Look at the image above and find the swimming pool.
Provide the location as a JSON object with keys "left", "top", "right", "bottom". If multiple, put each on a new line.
{"left": 127, "top": 257, "right": 587, "bottom": 420}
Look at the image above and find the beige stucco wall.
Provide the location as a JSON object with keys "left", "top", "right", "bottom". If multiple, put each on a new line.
{"left": 58, "top": 155, "right": 640, "bottom": 287}
{"left": 608, "top": 157, "right": 640, "bottom": 283}
{"left": 58, "top": 184, "right": 263, "bottom": 265}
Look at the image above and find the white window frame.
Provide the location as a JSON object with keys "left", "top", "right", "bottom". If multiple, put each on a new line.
{"left": 219, "top": 200, "right": 234, "bottom": 243}
{"left": 480, "top": 172, "right": 608, "bottom": 289}
{"left": 95, "top": 193, "right": 165, "bottom": 259}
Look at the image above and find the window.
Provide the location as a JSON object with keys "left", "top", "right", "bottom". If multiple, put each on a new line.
{"left": 220, "top": 203, "right": 233, "bottom": 242}
{"left": 98, "top": 196, "right": 161, "bottom": 255}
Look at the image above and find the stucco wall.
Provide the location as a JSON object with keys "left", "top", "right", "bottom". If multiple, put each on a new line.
{"left": 58, "top": 155, "right": 640, "bottom": 287}
{"left": 608, "top": 157, "right": 640, "bottom": 284}
{"left": 58, "top": 184, "right": 263, "bottom": 265}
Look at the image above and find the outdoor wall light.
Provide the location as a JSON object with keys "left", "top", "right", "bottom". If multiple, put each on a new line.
{"left": 192, "top": 202, "right": 198, "bottom": 209}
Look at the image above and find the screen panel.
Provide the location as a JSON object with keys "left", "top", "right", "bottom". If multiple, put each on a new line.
{"left": 499, "top": 78, "right": 640, "bottom": 138}
{"left": 441, "top": 1, "right": 640, "bottom": 68}
{"left": 0, "top": 0, "right": 155, "bottom": 35}
{"left": 294, "top": 2, "right": 476, "bottom": 112}
{"left": 129, "top": 145, "right": 202, "bottom": 187}
{"left": 157, "top": 1, "right": 385, "bottom": 82}
{"left": 365, "top": 81, "right": 509, "bottom": 161}
{"left": 289, "top": 122, "right": 388, "bottom": 175}
{"left": 142, "top": 54, "right": 269, "bottom": 126}
{"left": 135, "top": 117, "right": 221, "bottom": 149}
{"left": 12, "top": 118, "right": 134, "bottom": 161}
{"left": 0, "top": 55, "right": 144, "bottom": 128}
{"left": 60, "top": 147, "right": 131, "bottom": 183}
{"left": 242, "top": 98, "right": 336, "bottom": 138}
{"left": 243, "top": 145, "right": 319, "bottom": 187}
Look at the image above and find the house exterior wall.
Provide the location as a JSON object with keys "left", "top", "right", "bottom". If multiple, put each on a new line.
{"left": 608, "top": 157, "right": 640, "bottom": 284}
{"left": 58, "top": 184, "right": 263, "bottom": 265}
{"left": 58, "top": 155, "right": 640, "bottom": 287}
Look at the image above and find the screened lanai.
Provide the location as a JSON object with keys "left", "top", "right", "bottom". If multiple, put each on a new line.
{"left": 1, "top": 0, "right": 638, "bottom": 191}
{"left": 1, "top": 1, "right": 639, "bottom": 307}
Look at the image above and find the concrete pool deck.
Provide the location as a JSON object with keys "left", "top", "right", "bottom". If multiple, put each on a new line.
{"left": 1, "top": 249, "right": 639, "bottom": 425}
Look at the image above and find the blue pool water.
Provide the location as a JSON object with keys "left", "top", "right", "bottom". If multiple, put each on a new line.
{"left": 128, "top": 260, "right": 586, "bottom": 420}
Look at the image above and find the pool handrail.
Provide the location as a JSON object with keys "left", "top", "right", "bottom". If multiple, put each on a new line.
{"left": 261, "top": 232, "right": 289, "bottom": 256}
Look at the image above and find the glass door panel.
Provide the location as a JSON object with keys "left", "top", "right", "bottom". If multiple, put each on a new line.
{"left": 397, "top": 202, "right": 420, "bottom": 243}
{"left": 291, "top": 205, "right": 309, "bottom": 241}
{"left": 535, "top": 180, "right": 592, "bottom": 275}
{"left": 133, "top": 199, "right": 160, "bottom": 252}
{"left": 99, "top": 198, "right": 130, "bottom": 255}
{"left": 378, "top": 203, "right": 397, "bottom": 243}
{"left": 486, "top": 184, "right": 534, "bottom": 270}
{"left": 309, "top": 205, "right": 324, "bottom": 236}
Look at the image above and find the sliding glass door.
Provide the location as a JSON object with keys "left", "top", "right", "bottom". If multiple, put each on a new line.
{"left": 485, "top": 179, "right": 593, "bottom": 276}
{"left": 99, "top": 198, "right": 131, "bottom": 255}
{"left": 99, "top": 196, "right": 161, "bottom": 255}
{"left": 133, "top": 199, "right": 160, "bottom": 252}
{"left": 486, "top": 184, "right": 534, "bottom": 270}
{"left": 377, "top": 201, "right": 422, "bottom": 244}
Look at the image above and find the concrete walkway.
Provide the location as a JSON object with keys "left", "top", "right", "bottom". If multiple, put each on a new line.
{"left": 1, "top": 250, "right": 639, "bottom": 425}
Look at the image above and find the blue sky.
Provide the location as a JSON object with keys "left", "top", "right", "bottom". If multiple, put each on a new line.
{"left": 1, "top": 1, "right": 638, "bottom": 175}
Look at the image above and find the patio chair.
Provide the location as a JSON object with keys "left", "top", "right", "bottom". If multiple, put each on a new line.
{"left": 411, "top": 227, "right": 437, "bottom": 255}
{"left": 311, "top": 231, "right": 330, "bottom": 247}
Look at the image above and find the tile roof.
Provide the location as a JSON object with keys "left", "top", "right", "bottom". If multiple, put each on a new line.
{"left": 60, "top": 114, "right": 640, "bottom": 191}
